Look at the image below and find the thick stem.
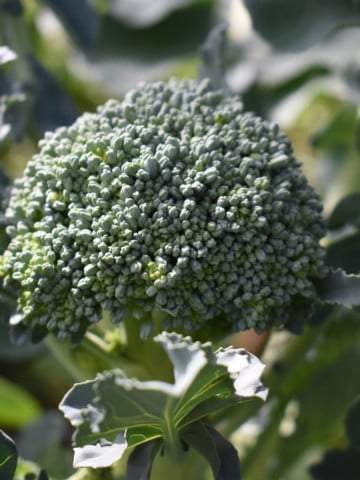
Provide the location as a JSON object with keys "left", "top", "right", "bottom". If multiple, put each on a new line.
{"left": 122, "top": 309, "right": 173, "bottom": 381}
{"left": 161, "top": 399, "right": 185, "bottom": 464}
{"left": 151, "top": 447, "right": 210, "bottom": 480}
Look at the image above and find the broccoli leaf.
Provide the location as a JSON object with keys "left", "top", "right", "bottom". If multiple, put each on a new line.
{"left": 325, "top": 232, "right": 360, "bottom": 274}
{"left": 59, "top": 332, "right": 267, "bottom": 469}
{"left": 244, "top": 0, "right": 360, "bottom": 52}
{"left": 182, "top": 422, "right": 241, "bottom": 480}
{"left": 310, "top": 449, "right": 360, "bottom": 480}
{"left": 125, "top": 439, "right": 162, "bottom": 480}
{"left": 27, "top": 56, "right": 78, "bottom": 134}
{"left": 43, "top": 0, "right": 99, "bottom": 50}
{"left": 345, "top": 397, "right": 360, "bottom": 449}
{"left": 314, "top": 269, "right": 360, "bottom": 307}
{"left": 327, "top": 193, "right": 360, "bottom": 230}
{"left": 0, "top": 429, "right": 17, "bottom": 480}
{"left": 0, "top": 376, "right": 41, "bottom": 428}
{"left": 0, "top": 0, "right": 23, "bottom": 16}
{"left": 309, "top": 397, "right": 360, "bottom": 479}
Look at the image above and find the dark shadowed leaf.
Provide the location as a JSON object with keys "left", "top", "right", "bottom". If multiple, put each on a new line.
{"left": 37, "top": 471, "right": 50, "bottom": 480}
{"left": 17, "top": 411, "right": 74, "bottom": 478}
{"left": 326, "top": 232, "right": 360, "bottom": 273}
{"left": 182, "top": 422, "right": 241, "bottom": 480}
{"left": 43, "top": 0, "right": 99, "bottom": 50}
{"left": 126, "top": 439, "right": 162, "bottom": 480}
{"left": 310, "top": 449, "right": 360, "bottom": 480}
{"left": 327, "top": 193, "right": 360, "bottom": 230}
{"left": 27, "top": 56, "right": 78, "bottom": 134}
{"left": 243, "top": 0, "right": 360, "bottom": 51}
{"left": 0, "top": 0, "right": 23, "bottom": 16}
{"left": 74, "top": 5, "right": 215, "bottom": 95}
{"left": 346, "top": 397, "right": 360, "bottom": 448}
{"left": 0, "top": 430, "right": 17, "bottom": 480}
{"left": 314, "top": 269, "right": 360, "bottom": 307}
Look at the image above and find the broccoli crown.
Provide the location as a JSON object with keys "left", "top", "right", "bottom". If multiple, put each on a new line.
{"left": 0, "top": 78, "right": 326, "bottom": 341}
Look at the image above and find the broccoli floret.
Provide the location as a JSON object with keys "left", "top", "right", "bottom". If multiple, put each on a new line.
{"left": 0, "top": 78, "right": 326, "bottom": 341}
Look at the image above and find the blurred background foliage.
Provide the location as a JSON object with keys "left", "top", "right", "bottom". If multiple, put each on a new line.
{"left": 0, "top": 0, "right": 360, "bottom": 479}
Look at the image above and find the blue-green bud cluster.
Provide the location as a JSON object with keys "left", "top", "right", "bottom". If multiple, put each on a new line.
{"left": 0, "top": 79, "right": 326, "bottom": 340}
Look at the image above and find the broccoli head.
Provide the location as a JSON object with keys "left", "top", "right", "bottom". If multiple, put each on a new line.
{"left": 0, "top": 78, "right": 326, "bottom": 341}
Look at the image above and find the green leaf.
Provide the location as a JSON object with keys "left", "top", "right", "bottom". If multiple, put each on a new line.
{"left": 125, "top": 439, "right": 162, "bottom": 480}
{"left": 309, "top": 449, "right": 360, "bottom": 480}
{"left": 243, "top": 0, "right": 360, "bottom": 52}
{"left": 73, "top": 432, "right": 128, "bottom": 468}
{"left": 0, "top": 377, "right": 41, "bottom": 428}
{"left": 314, "top": 269, "right": 360, "bottom": 307}
{"left": 28, "top": 56, "right": 78, "bottom": 134}
{"left": 59, "top": 332, "right": 267, "bottom": 469}
{"left": 16, "top": 411, "right": 73, "bottom": 478}
{"left": 0, "top": 0, "right": 23, "bottom": 16}
{"left": 44, "top": 0, "right": 99, "bottom": 50}
{"left": 182, "top": 422, "right": 241, "bottom": 480}
{"left": 346, "top": 397, "right": 360, "bottom": 448}
{"left": 327, "top": 192, "right": 360, "bottom": 230}
{"left": 326, "top": 232, "right": 360, "bottom": 274}
{"left": 0, "top": 430, "right": 17, "bottom": 480}
{"left": 312, "top": 106, "right": 358, "bottom": 152}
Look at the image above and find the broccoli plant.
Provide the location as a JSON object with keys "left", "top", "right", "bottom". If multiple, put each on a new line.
{"left": 0, "top": 75, "right": 336, "bottom": 479}
{"left": 0, "top": 78, "right": 326, "bottom": 345}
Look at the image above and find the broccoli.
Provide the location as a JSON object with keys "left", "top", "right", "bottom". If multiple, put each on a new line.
{"left": 0, "top": 78, "right": 326, "bottom": 342}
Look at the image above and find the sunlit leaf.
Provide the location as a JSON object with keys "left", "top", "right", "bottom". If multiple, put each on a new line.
{"left": 60, "top": 332, "right": 267, "bottom": 469}
{"left": 108, "top": 0, "right": 214, "bottom": 27}
{"left": 0, "top": 47, "right": 17, "bottom": 66}
{"left": 312, "top": 106, "right": 358, "bottom": 151}
{"left": 73, "top": 432, "right": 127, "bottom": 468}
